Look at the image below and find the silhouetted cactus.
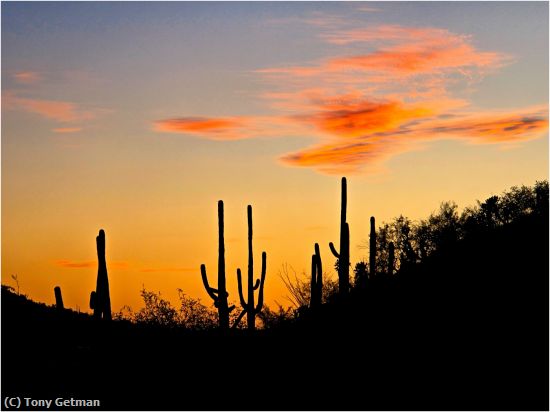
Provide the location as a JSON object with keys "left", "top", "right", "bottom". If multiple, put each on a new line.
{"left": 310, "top": 243, "right": 323, "bottom": 309}
{"left": 93, "top": 229, "right": 111, "bottom": 320}
{"left": 388, "top": 242, "right": 395, "bottom": 276}
{"left": 236, "top": 205, "right": 267, "bottom": 331}
{"left": 54, "top": 286, "right": 64, "bottom": 310}
{"left": 200, "top": 200, "right": 235, "bottom": 330}
{"left": 329, "top": 177, "right": 350, "bottom": 297}
{"left": 369, "top": 216, "right": 376, "bottom": 278}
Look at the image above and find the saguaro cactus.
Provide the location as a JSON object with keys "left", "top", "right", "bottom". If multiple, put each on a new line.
{"left": 369, "top": 216, "right": 377, "bottom": 278}
{"left": 388, "top": 242, "right": 395, "bottom": 276}
{"left": 329, "top": 177, "right": 350, "bottom": 297}
{"left": 236, "top": 205, "right": 267, "bottom": 331}
{"left": 93, "top": 229, "right": 111, "bottom": 320}
{"left": 310, "top": 243, "right": 323, "bottom": 308}
{"left": 200, "top": 200, "right": 234, "bottom": 329}
{"left": 54, "top": 286, "right": 64, "bottom": 310}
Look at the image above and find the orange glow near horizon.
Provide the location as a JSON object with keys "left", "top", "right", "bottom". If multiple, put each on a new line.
{"left": 2, "top": 5, "right": 548, "bottom": 316}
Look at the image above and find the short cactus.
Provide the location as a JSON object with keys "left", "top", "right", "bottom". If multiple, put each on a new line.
{"left": 54, "top": 286, "right": 64, "bottom": 310}
{"left": 310, "top": 243, "right": 323, "bottom": 308}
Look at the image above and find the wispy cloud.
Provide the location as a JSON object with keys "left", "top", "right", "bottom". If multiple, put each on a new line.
{"left": 154, "top": 21, "right": 545, "bottom": 175}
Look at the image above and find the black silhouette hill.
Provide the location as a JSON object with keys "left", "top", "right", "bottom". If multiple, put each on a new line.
{"left": 2, "top": 181, "right": 548, "bottom": 410}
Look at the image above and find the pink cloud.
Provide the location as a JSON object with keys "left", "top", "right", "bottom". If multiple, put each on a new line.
{"left": 13, "top": 71, "right": 41, "bottom": 84}
{"left": 4, "top": 92, "right": 95, "bottom": 123}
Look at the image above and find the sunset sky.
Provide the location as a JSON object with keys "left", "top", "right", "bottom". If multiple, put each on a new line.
{"left": 2, "top": 2, "right": 548, "bottom": 313}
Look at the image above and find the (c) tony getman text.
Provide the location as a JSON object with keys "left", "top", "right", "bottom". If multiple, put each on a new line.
{"left": 3, "top": 397, "right": 101, "bottom": 409}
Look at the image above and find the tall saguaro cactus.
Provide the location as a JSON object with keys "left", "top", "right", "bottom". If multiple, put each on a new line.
{"left": 310, "top": 243, "right": 323, "bottom": 309}
{"left": 200, "top": 200, "right": 234, "bottom": 329}
{"left": 236, "top": 205, "right": 267, "bottom": 331}
{"left": 329, "top": 177, "right": 350, "bottom": 297}
{"left": 93, "top": 229, "right": 111, "bottom": 320}
{"left": 369, "top": 216, "right": 377, "bottom": 278}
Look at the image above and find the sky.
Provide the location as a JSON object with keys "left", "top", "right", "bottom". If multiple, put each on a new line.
{"left": 2, "top": 1, "right": 548, "bottom": 314}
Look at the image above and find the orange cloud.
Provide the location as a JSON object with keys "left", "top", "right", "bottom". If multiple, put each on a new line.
{"left": 280, "top": 106, "right": 548, "bottom": 174}
{"left": 299, "top": 99, "right": 434, "bottom": 138}
{"left": 54, "top": 260, "right": 129, "bottom": 269}
{"left": 13, "top": 71, "right": 41, "bottom": 84}
{"left": 154, "top": 117, "right": 252, "bottom": 140}
{"left": 154, "top": 115, "right": 313, "bottom": 141}
{"left": 52, "top": 127, "right": 82, "bottom": 133}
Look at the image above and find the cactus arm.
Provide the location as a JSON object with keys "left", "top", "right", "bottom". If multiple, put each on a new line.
{"left": 232, "top": 309, "right": 246, "bottom": 329}
{"left": 253, "top": 279, "right": 260, "bottom": 290}
{"left": 200, "top": 264, "right": 219, "bottom": 301}
{"left": 329, "top": 242, "right": 340, "bottom": 258}
{"left": 228, "top": 304, "right": 236, "bottom": 312}
{"left": 237, "top": 268, "right": 248, "bottom": 309}
{"left": 255, "top": 252, "right": 267, "bottom": 313}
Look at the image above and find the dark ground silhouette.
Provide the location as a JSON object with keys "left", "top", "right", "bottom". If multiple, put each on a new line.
{"left": 2, "top": 181, "right": 548, "bottom": 410}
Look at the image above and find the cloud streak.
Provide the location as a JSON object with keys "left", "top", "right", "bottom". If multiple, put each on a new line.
{"left": 140, "top": 267, "right": 195, "bottom": 273}
{"left": 52, "top": 127, "right": 83, "bottom": 133}
{"left": 54, "top": 260, "right": 129, "bottom": 269}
